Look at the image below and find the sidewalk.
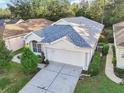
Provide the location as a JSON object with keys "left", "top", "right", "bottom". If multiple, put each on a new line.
{"left": 105, "top": 44, "right": 122, "bottom": 84}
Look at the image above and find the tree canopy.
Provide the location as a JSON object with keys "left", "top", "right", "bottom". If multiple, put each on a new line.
{"left": 7, "top": 0, "right": 74, "bottom": 21}
{"left": 0, "top": 8, "right": 11, "bottom": 19}
{"left": 0, "top": 0, "right": 122, "bottom": 26}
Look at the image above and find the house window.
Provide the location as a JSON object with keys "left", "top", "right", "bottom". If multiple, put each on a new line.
{"left": 32, "top": 41, "right": 42, "bottom": 53}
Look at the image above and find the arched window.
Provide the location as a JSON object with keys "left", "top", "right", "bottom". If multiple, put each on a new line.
{"left": 32, "top": 41, "right": 42, "bottom": 53}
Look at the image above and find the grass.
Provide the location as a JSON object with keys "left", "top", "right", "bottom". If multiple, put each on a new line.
{"left": 74, "top": 57, "right": 124, "bottom": 93}
{"left": 0, "top": 62, "right": 35, "bottom": 93}
{"left": 0, "top": 78, "right": 11, "bottom": 90}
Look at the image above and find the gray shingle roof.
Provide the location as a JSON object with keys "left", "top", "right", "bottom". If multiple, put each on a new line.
{"left": 34, "top": 25, "right": 91, "bottom": 48}
{"left": 113, "top": 22, "right": 124, "bottom": 46}
{"left": 61, "top": 17, "right": 104, "bottom": 33}
{"left": 34, "top": 17, "right": 104, "bottom": 48}
{"left": 55, "top": 17, "right": 104, "bottom": 47}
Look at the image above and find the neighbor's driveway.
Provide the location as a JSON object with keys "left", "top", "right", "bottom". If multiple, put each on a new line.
{"left": 19, "top": 62, "right": 82, "bottom": 93}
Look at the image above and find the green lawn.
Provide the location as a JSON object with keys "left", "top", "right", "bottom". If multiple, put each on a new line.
{"left": 74, "top": 57, "right": 124, "bottom": 93}
{"left": 0, "top": 62, "right": 35, "bottom": 93}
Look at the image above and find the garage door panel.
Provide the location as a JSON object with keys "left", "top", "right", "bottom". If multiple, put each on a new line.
{"left": 47, "top": 48, "right": 85, "bottom": 67}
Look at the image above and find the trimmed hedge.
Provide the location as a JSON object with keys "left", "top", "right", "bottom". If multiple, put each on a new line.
{"left": 115, "top": 68, "right": 124, "bottom": 78}
{"left": 112, "top": 45, "right": 117, "bottom": 67}
{"left": 112, "top": 56, "right": 116, "bottom": 67}
{"left": 102, "top": 44, "right": 109, "bottom": 56}
{"left": 88, "top": 52, "right": 101, "bottom": 76}
{"left": 112, "top": 45, "right": 116, "bottom": 56}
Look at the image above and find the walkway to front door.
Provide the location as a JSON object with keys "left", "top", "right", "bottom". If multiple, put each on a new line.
{"left": 19, "top": 62, "right": 82, "bottom": 93}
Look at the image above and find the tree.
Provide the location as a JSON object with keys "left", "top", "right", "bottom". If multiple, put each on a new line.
{"left": 89, "top": 0, "right": 105, "bottom": 22}
{"left": 44, "top": 0, "right": 74, "bottom": 21}
{"left": 7, "top": 0, "right": 74, "bottom": 20}
{"left": 21, "top": 46, "right": 39, "bottom": 74}
{"left": 75, "top": 3, "right": 91, "bottom": 19}
{"left": 0, "top": 8, "right": 11, "bottom": 19}
{"left": 8, "top": 0, "right": 32, "bottom": 19}
{"left": 0, "top": 40, "right": 12, "bottom": 66}
{"left": 76, "top": 0, "right": 105, "bottom": 22}
{"left": 104, "top": 0, "right": 124, "bottom": 26}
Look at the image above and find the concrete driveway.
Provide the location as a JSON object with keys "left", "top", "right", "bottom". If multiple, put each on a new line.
{"left": 19, "top": 62, "right": 82, "bottom": 93}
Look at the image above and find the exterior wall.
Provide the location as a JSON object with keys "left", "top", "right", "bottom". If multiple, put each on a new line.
{"left": 5, "top": 36, "right": 24, "bottom": 51}
{"left": 44, "top": 39, "right": 94, "bottom": 70}
{"left": 24, "top": 33, "right": 42, "bottom": 44}
{"left": 25, "top": 34, "right": 95, "bottom": 70}
{"left": 24, "top": 33, "right": 43, "bottom": 55}
{"left": 113, "top": 25, "right": 124, "bottom": 69}
{"left": 116, "top": 47, "right": 124, "bottom": 69}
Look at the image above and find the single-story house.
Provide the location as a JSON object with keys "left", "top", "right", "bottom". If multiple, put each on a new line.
{"left": 24, "top": 17, "right": 104, "bottom": 70}
{"left": 3, "top": 19, "right": 52, "bottom": 51}
{"left": 113, "top": 22, "right": 124, "bottom": 69}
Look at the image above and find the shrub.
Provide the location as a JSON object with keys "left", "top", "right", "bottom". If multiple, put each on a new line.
{"left": 21, "top": 46, "right": 39, "bottom": 74}
{"left": 45, "top": 59, "right": 49, "bottom": 64}
{"left": 0, "top": 39, "right": 12, "bottom": 66}
{"left": 98, "top": 36, "right": 107, "bottom": 44}
{"left": 88, "top": 52, "right": 101, "bottom": 76}
{"left": 102, "top": 44, "right": 109, "bottom": 56}
{"left": 106, "top": 29, "right": 114, "bottom": 43}
{"left": 112, "top": 45, "right": 116, "bottom": 56}
{"left": 114, "top": 68, "right": 124, "bottom": 78}
{"left": 112, "top": 57, "right": 116, "bottom": 67}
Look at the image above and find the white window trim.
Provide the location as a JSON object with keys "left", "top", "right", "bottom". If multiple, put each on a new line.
{"left": 32, "top": 41, "right": 42, "bottom": 53}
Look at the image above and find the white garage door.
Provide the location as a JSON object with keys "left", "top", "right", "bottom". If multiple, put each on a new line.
{"left": 46, "top": 48, "right": 87, "bottom": 67}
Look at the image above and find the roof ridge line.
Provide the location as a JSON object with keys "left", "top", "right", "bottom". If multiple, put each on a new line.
{"left": 69, "top": 25, "right": 92, "bottom": 48}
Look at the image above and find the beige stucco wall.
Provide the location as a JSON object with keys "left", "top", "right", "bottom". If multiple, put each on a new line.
{"left": 45, "top": 39, "right": 94, "bottom": 70}
{"left": 25, "top": 33, "right": 95, "bottom": 70}
{"left": 24, "top": 33, "right": 42, "bottom": 44}
{"left": 5, "top": 36, "right": 24, "bottom": 51}
{"left": 116, "top": 47, "right": 124, "bottom": 69}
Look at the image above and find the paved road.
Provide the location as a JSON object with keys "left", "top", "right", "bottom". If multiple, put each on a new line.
{"left": 19, "top": 62, "right": 82, "bottom": 93}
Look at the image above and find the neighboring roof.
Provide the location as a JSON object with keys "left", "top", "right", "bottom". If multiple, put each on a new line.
{"left": 0, "top": 19, "right": 4, "bottom": 27}
{"left": 4, "top": 19, "right": 22, "bottom": 24}
{"left": 0, "top": 20, "right": 5, "bottom": 31}
{"left": 3, "top": 19, "right": 52, "bottom": 38}
{"left": 34, "top": 17, "right": 104, "bottom": 48}
{"left": 113, "top": 21, "right": 124, "bottom": 46}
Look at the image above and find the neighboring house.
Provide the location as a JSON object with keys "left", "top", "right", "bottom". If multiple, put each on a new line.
{"left": 0, "top": 19, "right": 5, "bottom": 38}
{"left": 5, "top": 19, "right": 24, "bottom": 24}
{"left": 24, "top": 17, "right": 104, "bottom": 70}
{"left": 113, "top": 22, "right": 124, "bottom": 69}
{"left": 0, "top": 19, "right": 5, "bottom": 29}
{"left": 3, "top": 19, "right": 52, "bottom": 51}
